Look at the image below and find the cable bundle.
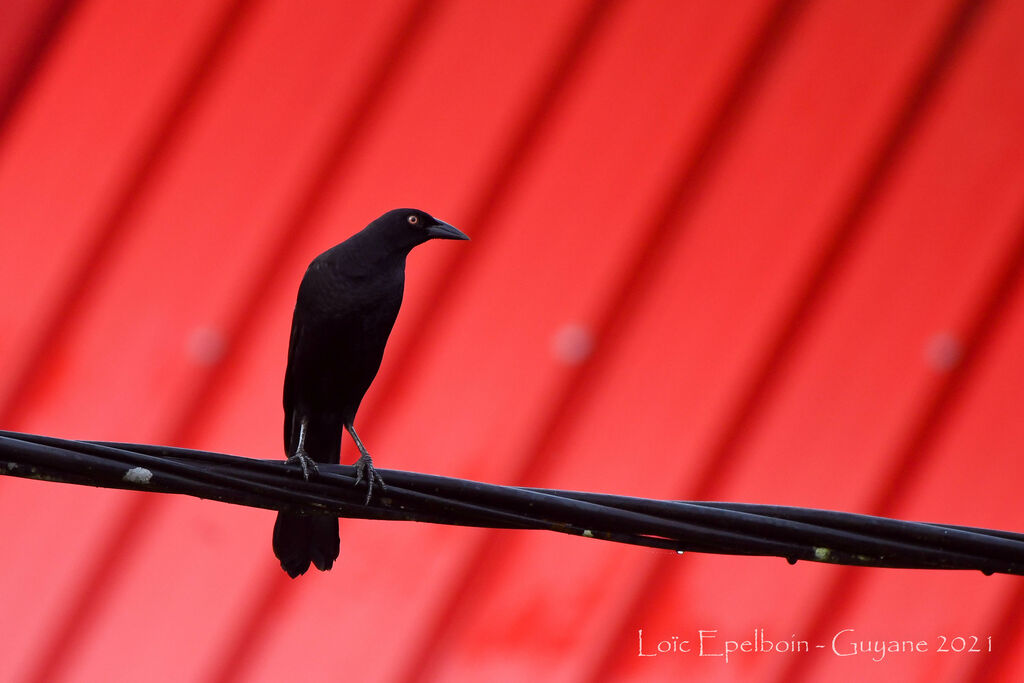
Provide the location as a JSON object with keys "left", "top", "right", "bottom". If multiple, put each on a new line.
{"left": 2, "top": 429, "right": 1022, "bottom": 575}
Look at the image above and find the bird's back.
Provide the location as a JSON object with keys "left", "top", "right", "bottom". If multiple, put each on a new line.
{"left": 282, "top": 242, "right": 405, "bottom": 453}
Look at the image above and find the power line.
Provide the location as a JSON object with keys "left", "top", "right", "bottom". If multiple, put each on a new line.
{"left": 1, "top": 429, "right": 1021, "bottom": 575}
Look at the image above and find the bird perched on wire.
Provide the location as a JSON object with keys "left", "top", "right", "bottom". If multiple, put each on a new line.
{"left": 272, "top": 208, "right": 469, "bottom": 578}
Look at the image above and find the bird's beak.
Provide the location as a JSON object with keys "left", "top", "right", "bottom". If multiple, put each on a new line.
{"left": 427, "top": 219, "right": 469, "bottom": 241}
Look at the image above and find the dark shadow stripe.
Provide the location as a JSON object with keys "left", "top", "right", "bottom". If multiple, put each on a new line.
{"left": 198, "top": 1, "right": 448, "bottom": 680}
{"left": 0, "top": 0, "right": 259, "bottom": 427}
{"left": 582, "top": 0, "right": 992, "bottom": 680}
{"left": 362, "top": 0, "right": 620, "bottom": 421}
{"left": 389, "top": 1, "right": 629, "bottom": 681}
{"left": 0, "top": 0, "right": 79, "bottom": 150}
{"left": 22, "top": 2, "right": 262, "bottom": 681}
{"left": 778, "top": 205, "right": 1024, "bottom": 683}
{"left": 779, "top": 202, "right": 1024, "bottom": 683}
{"left": 395, "top": 1, "right": 808, "bottom": 681}
{"left": 770, "top": 5, "right": 1003, "bottom": 679}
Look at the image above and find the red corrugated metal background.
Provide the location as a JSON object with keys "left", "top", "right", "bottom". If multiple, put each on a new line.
{"left": 2, "top": 0, "right": 1024, "bottom": 680}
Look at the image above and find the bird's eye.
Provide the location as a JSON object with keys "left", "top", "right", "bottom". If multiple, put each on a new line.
{"left": 407, "top": 215, "right": 418, "bottom": 225}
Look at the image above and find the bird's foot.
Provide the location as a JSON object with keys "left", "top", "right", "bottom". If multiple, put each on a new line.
{"left": 285, "top": 449, "right": 319, "bottom": 480}
{"left": 353, "top": 453, "right": 386, "bottom": 504}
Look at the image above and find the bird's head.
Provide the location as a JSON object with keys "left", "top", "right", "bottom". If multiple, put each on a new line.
{"left": 370, "top": 208, "right": 469, "bottom": 250}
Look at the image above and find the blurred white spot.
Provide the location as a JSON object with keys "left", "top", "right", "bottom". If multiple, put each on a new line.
{"left": 188, "top": 326, "right": 226, "bottom": 366}
{"left": 123, "top": 467, "right": 153, "bottom": 484}
{"left": 814, "top": 547, "right": 831, "bottom": 561}
{"left": 926, "top": 332, "right": 962, "bottom": 371}
{"left": 583, "top": 530, "right": 594, "bottom": 538}
{"left": 552, "top": 323, "right": 594, "bottom": 365}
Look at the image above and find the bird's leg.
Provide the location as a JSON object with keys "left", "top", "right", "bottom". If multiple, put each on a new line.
{"left": 344, "top": 421, "right": 386, "bottom": 504}
{"left": 285, "top": 414, "right": 318, "bottom": 480}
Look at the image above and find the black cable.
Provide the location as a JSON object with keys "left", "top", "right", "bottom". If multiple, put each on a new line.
{"left": 1, "top": 430, "right": 1021, "bottom": 574}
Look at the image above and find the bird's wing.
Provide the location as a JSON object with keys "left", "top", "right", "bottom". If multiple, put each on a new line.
{"left": 282, "top": 315, "right": 303, "bottom": 454}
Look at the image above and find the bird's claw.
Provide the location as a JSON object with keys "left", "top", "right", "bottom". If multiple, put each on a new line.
{"left": 285, "top": 450, "right": 318, "bottom": 480}
{"left": 353, "top": 453, "right": 386, "bottom": 504}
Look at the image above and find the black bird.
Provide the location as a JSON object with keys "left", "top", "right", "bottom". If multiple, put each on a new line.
{"left": 272, "top": 208, "right": 468, "bottom": 578}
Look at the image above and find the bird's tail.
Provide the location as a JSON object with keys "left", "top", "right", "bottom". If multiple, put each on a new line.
{"left": 272, "top": 512, "right": 340, "bottom": 578}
